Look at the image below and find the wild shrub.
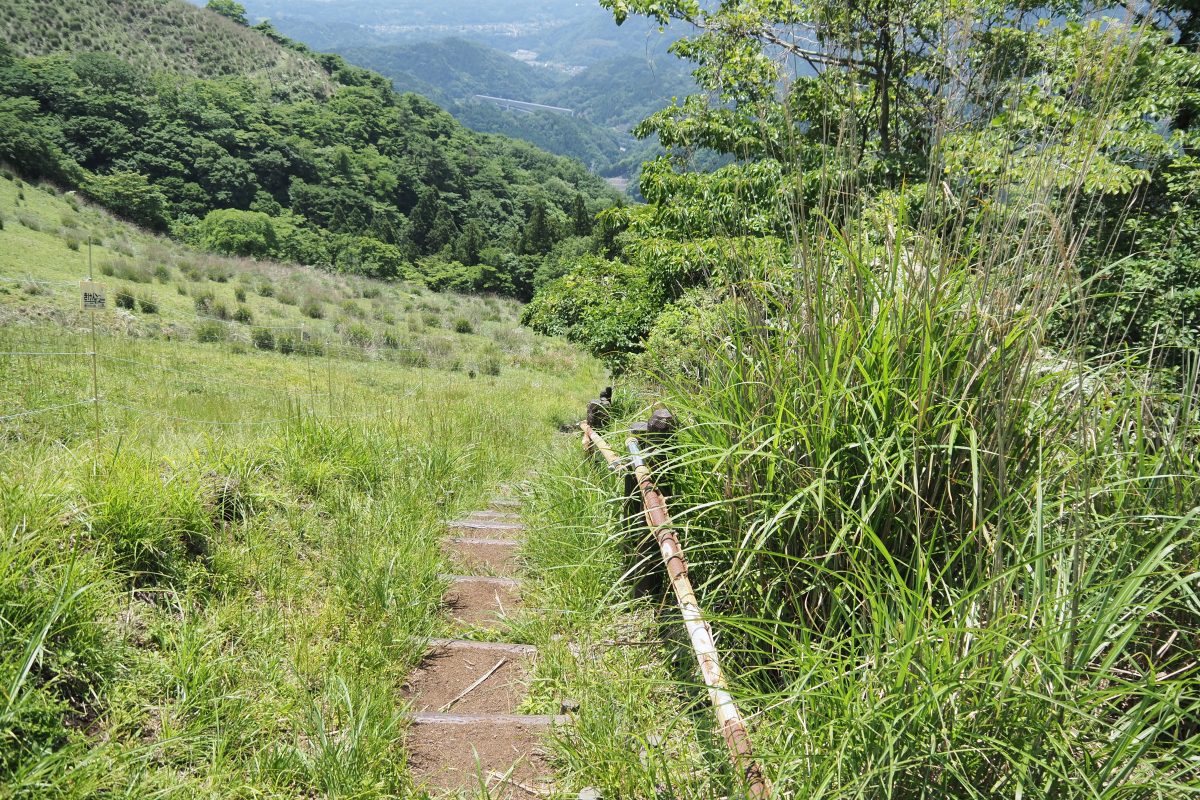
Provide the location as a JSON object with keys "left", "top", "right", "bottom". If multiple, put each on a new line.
{"left": 397, "top": 349, "right": 428, "bottom": 368}
{"left": 277, "top": 331, "right": 298, "bottom": 354}
{"left": 232, "top": 305, "right": 253, "bottom": 324}
{"left": 452, "top": 318, "right": 473, "bottom": 335}
{"left": 234, "top": 285, "right": 247, "bottom": 302}
{"left": 137, "top": 295, "right": 158, "bottom": 314}
{"left": 251, "top": 327, "right": 275, "bottom": 350}
{"left": 152, "top": 264, "right": 171, "bottom": 282}
{"left": 301, "top": 298, "right": 324, "bottom": 319}
{"left": 114, "top": 289, "right": 135, "bottom": 310}
{"left": 344, "top": 323, "right": 372, "bottom": 347}
{"left": 297, "top": 337, "right": 325, "bottom": 357}
{"left": 257, "top": 281, "right": 274, "bottom": 297}
{"left": 195, "top": 321, "right": 226, "bottom": 343}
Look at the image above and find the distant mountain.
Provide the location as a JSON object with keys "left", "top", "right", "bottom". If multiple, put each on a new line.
{"left": 333, "top": 35, "right": 694, "bottom": 181}
{"left": 340, "top": 38, "right": 565, "bottom": 108}
{"left": 178, "top": 1, "right": 703, "bottom": 182}
{"left": 222, "top": 0, "right": 661, "bottom": 63}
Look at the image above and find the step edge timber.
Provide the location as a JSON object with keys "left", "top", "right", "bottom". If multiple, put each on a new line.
{"left": 408, "top": 712, "right": 569, "bottom": 726}
{"left": 446, "top": 519, "right": 525, "bottom": 530}
{"left": 424, "top": 638, "right": 538, "bottom": 656}
{"left": 447, "top": 536, "right": 522, "bottom": 547}
{"left": 440, "top": 574, "right": 522, "bottom": 587}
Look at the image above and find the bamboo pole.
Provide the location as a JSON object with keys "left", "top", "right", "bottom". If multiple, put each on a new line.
{"left": 580, "top": 421, "right": 621, "bottom": 468}
{"left": 625, "top": 437, "right": 770, "bottom": 799}
{"left": 579, "top": 421, "right": 771, "bottom": 797}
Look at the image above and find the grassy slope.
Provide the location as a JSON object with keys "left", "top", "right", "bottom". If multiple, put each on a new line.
{"left": 0, "top": 173, "right": 604, "bottom": 798}
{"left": 0, "top": 0, "right": 333, "bottom": 98}
{"left": 0, "top": 175, "right": 572, "bottom": 373}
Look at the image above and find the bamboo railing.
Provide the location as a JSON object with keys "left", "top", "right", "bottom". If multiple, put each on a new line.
{"left": 581, "top": 419, "right": 771, "bottom": 799}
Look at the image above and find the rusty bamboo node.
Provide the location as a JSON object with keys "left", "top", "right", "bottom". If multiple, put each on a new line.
{"left": 579, "top": 420, "right": 771, "bottom": 799}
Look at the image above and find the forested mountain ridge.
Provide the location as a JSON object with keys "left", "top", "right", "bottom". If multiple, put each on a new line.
{"left": 342, "top": 38, "right": 697, "bottom": 178}
{"left": 2, "top": 0, "right": 333, "bottom": 98}
{"left": 0, "top": 0, "right": 620, "bottom": 299}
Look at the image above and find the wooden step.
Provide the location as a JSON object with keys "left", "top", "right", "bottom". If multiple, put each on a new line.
{"left": 446, "top": 519, "right": 526, "bottom": 538}
{"left": 443, "top": 537, "right": 521, "bottom": 577}
{"left": 489, "top": 498, "right": 521, "bottom": 509}
{"left": 403, "top": 640, "right": 536, "bottom": 715}
{"left": 442, "top": 576, "right": 521, "bottom": 628}
{"left": 467, "top": 510, "right": 521, "bottom": 521}
{"left": 406, "top": 713, "right": 561, "bottom": 798}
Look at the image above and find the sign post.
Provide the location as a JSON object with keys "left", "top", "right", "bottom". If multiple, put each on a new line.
{"left": 82, "top": 239, "right": 103, "bottom": 455}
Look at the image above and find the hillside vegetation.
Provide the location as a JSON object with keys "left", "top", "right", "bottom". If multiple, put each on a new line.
{"left": 1, "top": 0, "right": 333, "bottom": 97}
{"left": 0, "top": 0, "right": 619, "bottom": 300}
{"left": 0, "top": 174, "right": 574, "bottom": 373}
{"left": 519, "top": 0, "right": 1200, "bottom": 797}
{"left": 0, "top": 160, "right": 602, "bottom": 797}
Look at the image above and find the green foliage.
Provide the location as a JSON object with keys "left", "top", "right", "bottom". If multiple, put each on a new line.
{"left": 205, "top": 0, "right": 247, "bottom": 26}
{"left": 522, "top": 256, "right": 663, "bottom": 371}
{"left": 301, "top": 297, "right": 324, "bottom": 319}
{"left": 85, "top": 172, "right": 168, "bottom": 231}
{"left": 0, "top": 14, "right": 619, "bottom": 298}
{"left": 192, "top": 209, "right": 278, "bottom": 258}
{"left": 343, "top": 322, "right": 372, "bottom": 347}
{"left": 84, "top": 457, "right": 213, "bottom": 584}
{"left": 113, "top": 288, "right": 135, "bottom": 310}
{"left": 250, "top": 326, "right": 274, "bottom": 350}
{"left": 451, "top": 317, "right": 473, "bottom": 334}
{"left": 195, "top": 320, "right": 226, "bottom": 342}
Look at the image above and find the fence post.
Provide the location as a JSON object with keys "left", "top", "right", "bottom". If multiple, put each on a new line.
{"left": 87, "top": 236, "right": 101, "bottom": 458}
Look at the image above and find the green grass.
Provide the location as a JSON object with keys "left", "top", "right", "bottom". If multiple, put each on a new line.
{"left": 0, "top": 297, "right": 600, "bottom": 797}
{"left": 0, "top": 176, "right": 576, "bottom": 374}
{"left": 515, "top": 22, "right": 1200, "bottom": 800}
{"left": 515, "top": 447, "right": 721, "bottom": 799}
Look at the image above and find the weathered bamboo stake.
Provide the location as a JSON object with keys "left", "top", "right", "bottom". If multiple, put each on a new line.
{"left": 580, "top": 421, "right": 621, "bottom": 467}
{"left": 624, "top": 437, "right": 771, "bottom": 799}
{"left": 579, "top": 421, "right": 770, "bottom": 797}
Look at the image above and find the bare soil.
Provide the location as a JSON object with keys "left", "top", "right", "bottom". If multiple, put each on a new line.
{"left": 443, "top": 577, "right": 522, "bottom": 628}
{"left": 444, "top": 538, "right": 521, "bottom": 576}
{"left": 403, "top": 643, "right": 533, "bottom": 714}
{"left": 406, "top": 717, "right": 556, "bottom": 798}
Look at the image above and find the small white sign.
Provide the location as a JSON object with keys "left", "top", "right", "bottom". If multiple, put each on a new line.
{"left": 81, "top": 281, "right": 107, "bottom": 310}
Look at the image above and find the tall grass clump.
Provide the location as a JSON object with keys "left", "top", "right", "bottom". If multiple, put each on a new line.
{"left": 626, "top": 15, "right": 1200, "bottom": 800}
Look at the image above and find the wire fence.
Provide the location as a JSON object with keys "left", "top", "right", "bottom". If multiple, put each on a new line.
{"left": 0, "top": 319, "right": 416, "bottom": 435}
{"left": 0, "top": 256, "right": 510, "bottom": 437}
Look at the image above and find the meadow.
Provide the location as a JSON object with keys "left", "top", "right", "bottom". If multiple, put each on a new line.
{"left": 0, "top": 173, "right": 604, "bottom": 798}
